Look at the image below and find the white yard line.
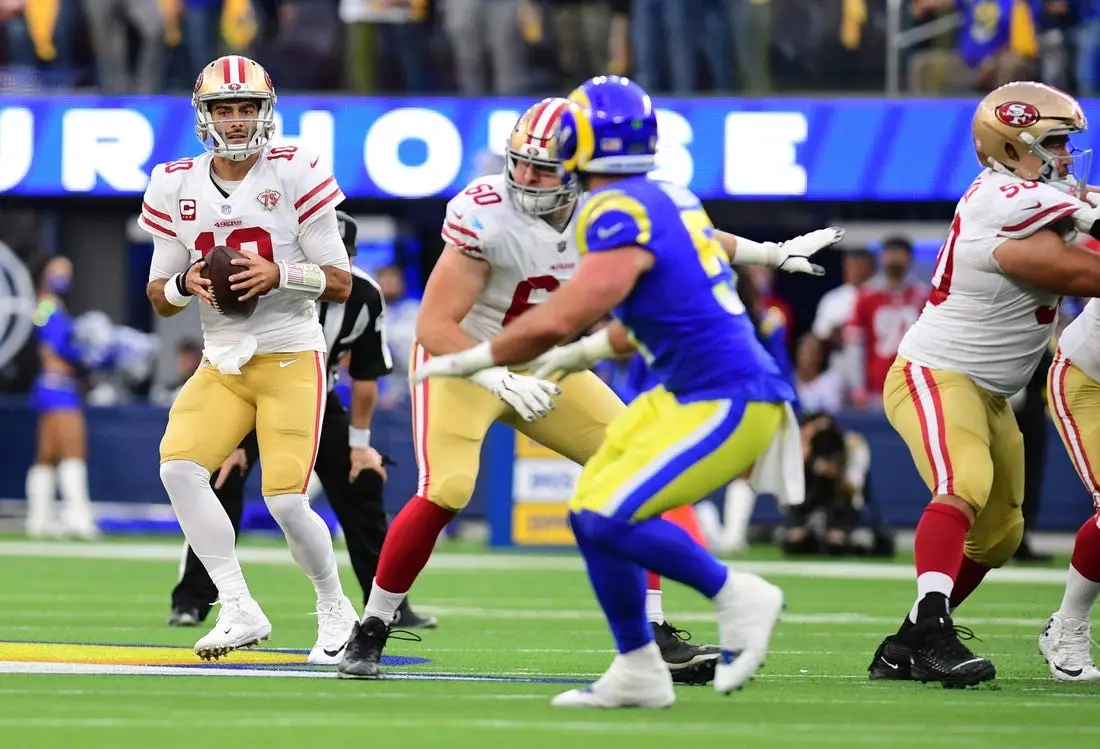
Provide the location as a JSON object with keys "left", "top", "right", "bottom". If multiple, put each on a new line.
{"left": 0, "top": 540, "right": 1070, "bottom": 584}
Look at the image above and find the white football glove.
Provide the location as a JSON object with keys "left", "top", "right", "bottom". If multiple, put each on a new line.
{"left": 470, "top": 367, "right": 559, "bottom": 422}
{"left": 773, "top": 227, "right": 846, "bottom": 275}
{"left": 532, "top": 329, "right": 616, "bottom": 380}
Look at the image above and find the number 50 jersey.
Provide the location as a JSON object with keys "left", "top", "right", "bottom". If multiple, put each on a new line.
{"left": 139, "top": 145, "right": 347, "bottom": 354}
{"left": 898, "top": 168, "right": 1083, "bottom": 396}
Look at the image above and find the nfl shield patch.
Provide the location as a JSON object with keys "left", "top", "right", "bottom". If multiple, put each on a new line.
{"left": 557, "top": 241, "right": 567, "bottom": 253}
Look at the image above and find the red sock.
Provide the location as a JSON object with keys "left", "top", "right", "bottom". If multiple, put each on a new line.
{"left": 645, "top": 570, "right": 661, "bottom": 592}
{"left": 914, "top": 502, "right": 971, "bottom": 584}
{"left": 374, "top": 495, "right": 455, "bottom": 593}
{"left": 949, "top": 555, "right": 990, "bottom": 609}
{"left": 1071, "top": 515, "right": 1100, "bottom": 582}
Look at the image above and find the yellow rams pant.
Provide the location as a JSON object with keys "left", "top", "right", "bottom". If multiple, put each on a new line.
{"left": 570, "top": 386, "right": 783, "bottom": 522}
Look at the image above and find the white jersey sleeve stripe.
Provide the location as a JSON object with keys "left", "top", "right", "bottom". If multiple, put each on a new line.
{"left": 140, "top": 213, "right": 177, "bottom": 239}
{"left": 441, "top": 226, "right": 482, "bottom": 255}
{"left": 298, "top": 185, "right": 344, "bottom": 225}
{"left": 999, "top": 201, "right": 1076, "bottom": 236}
{"left": 295, "top": 176, "right": 336, "bottom": 211}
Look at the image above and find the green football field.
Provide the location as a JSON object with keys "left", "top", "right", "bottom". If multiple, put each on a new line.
{"left": 1, "top": 537, "right": 1098, "bottom": 748}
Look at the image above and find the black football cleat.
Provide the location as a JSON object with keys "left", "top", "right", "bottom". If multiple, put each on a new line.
{"left": 868, "top": 634, "right": 914, "bottom": 680}
{"left": 337, "top": 617, "right": 389, "bottom": 679}
{"left": 393, "top": 599, "right": 438, "bottom": 629}
{"left": 908, "top": 595, "right": 996, "bottom": 688}
{"left": 653, "top": 621, "right": 721, "bottom": 685}
{"left": 167, "top": 607, "right": 201, "bottom": 627}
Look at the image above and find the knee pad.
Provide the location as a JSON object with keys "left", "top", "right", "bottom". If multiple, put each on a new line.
{"left": 159, "top": 460, "right": 210, "bottom": 496}
{"left": 965, "top": 509, "right": 1024, "bottom": 569}
{"left": 430, "top": 473, "right": 476, "bottom": 513}
{"left": 261, "top": 455, "right": 311, "bottom": 497}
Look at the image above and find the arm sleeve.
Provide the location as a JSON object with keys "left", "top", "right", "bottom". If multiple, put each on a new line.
{"left": 148, "top": 234, "right": 192, "bottom": 281}
{"left": 297, "top": 209, "right": 351, "bottom": 270}
{"left": 347, "top": 278, "right": 394, "bottom": 381}
{"left": 576, "top": 190, "right": 651, "bottom": 255}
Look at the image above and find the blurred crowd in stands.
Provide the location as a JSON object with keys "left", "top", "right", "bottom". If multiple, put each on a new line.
{"left": 2, "top": 0, "right": 1098, "bottom": 96}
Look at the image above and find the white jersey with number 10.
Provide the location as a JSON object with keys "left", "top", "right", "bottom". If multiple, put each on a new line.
{"left": 140, "top": 145, "right": 347, "bottom": 354}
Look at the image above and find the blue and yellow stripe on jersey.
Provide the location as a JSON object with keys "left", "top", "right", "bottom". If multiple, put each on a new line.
{"left": 570, "top": 387, "right": 783, "bottom": 521}
{"left": 574, "top": 188, "right": 652, "bottom": 254}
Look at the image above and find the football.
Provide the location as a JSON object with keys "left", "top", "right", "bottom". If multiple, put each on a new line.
{"left": 201, "top": 246, "right": 259, "bottom": 319}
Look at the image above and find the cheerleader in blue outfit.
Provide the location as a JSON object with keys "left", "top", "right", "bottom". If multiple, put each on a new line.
{"left": 25, "top": 257, "right": 102, "bottom": 539}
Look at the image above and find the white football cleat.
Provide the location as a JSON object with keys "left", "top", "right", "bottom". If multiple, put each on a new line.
{"left": 714, "top": 571, "right": 784, "bottom": 694}
{"left": 307, "top": 596, "right": 359, "bottom": 665}
{"left": 552, "top": 641, "right": 675, "bottom": 709}
{"left": 1039, "top": 612, "right": 1100, "bottom": 682}
{"left": 194, "top": 597, "right": 271, "bottom": 661}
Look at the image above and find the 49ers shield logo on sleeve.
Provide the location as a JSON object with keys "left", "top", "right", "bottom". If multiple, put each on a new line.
{"left": 257, "top": 189, "right": 282, "bottom": 211}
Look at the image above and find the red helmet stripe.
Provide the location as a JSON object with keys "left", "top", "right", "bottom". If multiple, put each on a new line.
{"left": 237, "top": 56, "right": 247, "bottom": 84}
{"left": 221, "top": 56, "right": 231, "bottom": 83}
{"left": 524, "top": 100, "right": 551, "bottom": 145}
{"left": 530, "top": 99, "right": 567, "bottom": 145}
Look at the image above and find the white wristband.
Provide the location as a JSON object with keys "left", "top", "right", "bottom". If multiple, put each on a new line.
{"left": 277, "top": 261, "right": 327, "bottom": 298}
{"left": 349, "top": 427, "right": 371, "bottom": 449}
{"left": 164, "top": 274, "right": 192, "bottom": 307}
{"left": 731, "top": 236, "right": 779, "bottom": 267}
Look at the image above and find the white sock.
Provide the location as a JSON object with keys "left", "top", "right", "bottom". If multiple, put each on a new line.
{"left": 1059, "top": 565, "right": 1100, "bottom": 621}
{"left": 305, "top": 472, "right": 324, "bottom": 501}
{"left": 621, "top": 640, "right": 662, "bottom": 666}
{"left": 645, "top": 589, "right": 665, "bottom": 624}
{"left": 721, "top": 479, "right": 757, "bottom": 550}
{"left": 265, "top": 493, "right": 344, "bottom": 603}
{"left": 908, "top": 571, "right": 954, "bottom": 622}
{"left": 24, "top": 464, "right": 56, "bottom": 532}
{"left": 364, "top": 579, "right": 406, "bottom": 624}
{"left": 160, "top": 460, "right": 250, "bottom": 601}
{"left": 56, "top": 458, "right": 96, "bottom": 528}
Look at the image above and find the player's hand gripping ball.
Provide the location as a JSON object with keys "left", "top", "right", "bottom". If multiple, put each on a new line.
{"left": 201, "top": 246, "right": 260, "bottom": 319}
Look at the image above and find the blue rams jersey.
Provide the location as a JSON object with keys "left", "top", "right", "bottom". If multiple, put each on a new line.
{"left": 576, "top": 176, "right": 795, "bottom": 405}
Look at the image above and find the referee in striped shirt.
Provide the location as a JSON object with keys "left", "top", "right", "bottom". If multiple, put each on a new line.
{"left": 167, "top": 212, "right": 435, "bottom": 630}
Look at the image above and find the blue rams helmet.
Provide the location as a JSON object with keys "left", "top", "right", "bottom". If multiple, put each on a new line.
{"left": 559, "top": 76, "right": 658, "bottom": 177}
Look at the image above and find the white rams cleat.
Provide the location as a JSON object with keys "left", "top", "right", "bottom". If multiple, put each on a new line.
{"left": 552, "top": 641, "right": 675, "bottom": 709}
{"left": 714, "top": 571, "right": 784, "bottom": 694}
{"left": 194, "top": 597, "right": 272, "bottom": 661}
{"left": 1039, "top": 612, "right": 1100, "bottom": 682}
{"left": 307, "top": 596, "right": 359, "bottom": 665}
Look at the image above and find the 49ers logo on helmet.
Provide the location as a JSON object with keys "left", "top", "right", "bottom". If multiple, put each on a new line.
{"left": 995, "top": 101, "right": 1041, "bottom": 128}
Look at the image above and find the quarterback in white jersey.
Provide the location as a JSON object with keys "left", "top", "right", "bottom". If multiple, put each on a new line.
{"left": 340, "top": 97, "right": 726, "bottom": 682}
{"left": 142, "top": 55, "right": 358, "bottom": 664}
{"left": 868, "top": 81, "right": 1100, "bottom": 689}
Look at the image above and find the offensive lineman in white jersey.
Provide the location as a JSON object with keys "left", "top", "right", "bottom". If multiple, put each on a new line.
{"left": 338, "top": 96, "right": 841, "bottom": 681}
{"left": 141, "top": 55, "right": 359, "bottom": 662}
{"left": 339, "top": 97, "right": 721, "bottom": 681}
{"left": 867, "top": 81, "right": 1100, "bottom": 688}
{"left": 1040, "top": 271, "right": 1100, "bottom": 682}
